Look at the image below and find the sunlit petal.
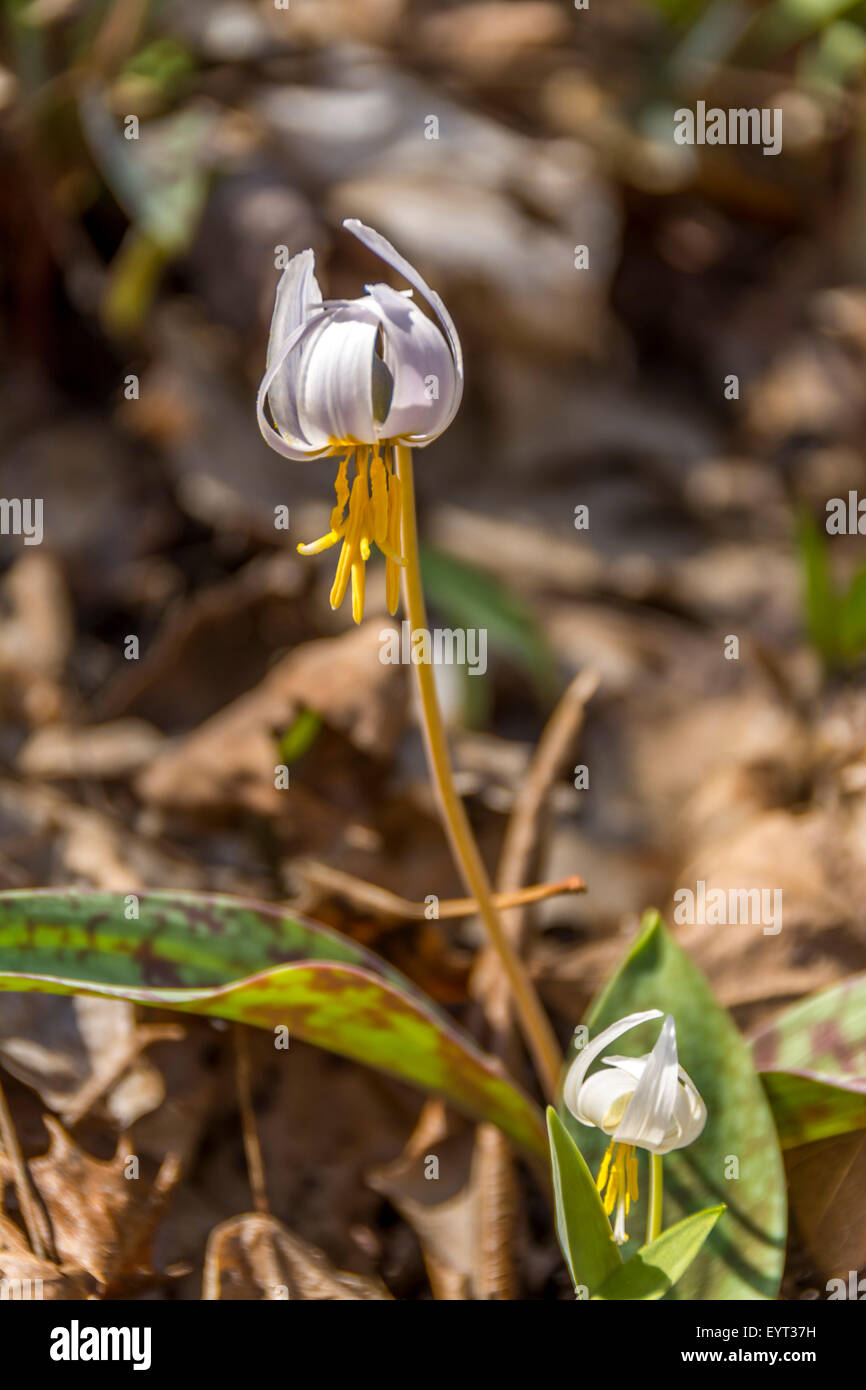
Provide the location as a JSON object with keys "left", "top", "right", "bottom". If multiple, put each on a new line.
{"left": 296, "top": 307, "right": 380, "bottom": 447}
{"left": 571, "top": 1067, "right": 635, "bottom": 1131}
{"left": 342, "top": 218, "right": 464, "bottom": 438}
{"left": 562, "top": 1009, "right": 662, "bottom": 1121}
{"left": 364, "top": 284, "right": 458, "bottom": 441}
{"left": 257, "top": 311, "right": 339, "bottom": 460}
{"left": 614, "top": 1015, "right": 680, "bottom": 1151}
{"left": 265, "top": 248, "right": 323, "bottom": 444}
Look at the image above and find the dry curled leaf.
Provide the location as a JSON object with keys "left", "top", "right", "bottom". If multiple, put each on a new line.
{"left": 137, "top": 621, "right": 405, "bottom": 814}
{"left": 202, "top": 1213, "right": 391, "bottom": 1300}
{"left": 0, "top": 1213, "right": 97, "bottom": 1301}
{"left": 785, "top": 1131, "right": 866, "bottom": 1281}
{"left": 367, "top": 1101, "right": 516, "bottom": 1300}
{"left": 0, "top": 1116, "right": 181, "bottom": 1295}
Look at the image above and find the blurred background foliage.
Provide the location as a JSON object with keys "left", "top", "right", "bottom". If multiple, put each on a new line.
{"left": 2, "top": 0, "right": 866, "bottom": 1297}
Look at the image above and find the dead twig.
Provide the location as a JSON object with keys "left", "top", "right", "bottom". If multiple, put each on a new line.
{"left": 291, "top": 859, "right": 585, "bottom": 924}
{"left": 0, "top": 1070, "right": 51, "bottom": 1261}
{"left": 233, "top": 1025, "right": 269, "bottom": 1215}
{"left": 473, "top": 669, "right": 600, "bottom": 1300}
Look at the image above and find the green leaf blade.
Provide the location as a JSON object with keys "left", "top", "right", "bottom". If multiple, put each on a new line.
{"left": 561, "top": 911, "right": 787, "bottom": 1300}
{"left": 593, "top": 1205, "right": 726, "bottom": 1301}
{"left": 0, "top": 890, "right": 545, "bottom": 1156}
{"left": 547, "top": 1108, "right": 622, "bottom": 1294}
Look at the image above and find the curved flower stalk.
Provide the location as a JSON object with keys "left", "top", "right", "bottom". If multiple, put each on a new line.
{"left": 257, "top": 219, "right": 462, "bottom": 624}
{"left": 257, "top": 221, "right": 562, "bottom": 1098}
{"left": 563, "top": 1010, "right": 706, "bottom": 1244}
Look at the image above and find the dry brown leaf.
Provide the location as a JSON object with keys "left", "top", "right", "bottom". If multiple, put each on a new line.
{"left": 367, "top": 1101, "right": 516, "bottom": 1300}
{"left": 419, "top": 3, "right": 569, "bottom": 80}
{"left": 137, "top": 621, "right": 405, "bottom": 815}
{"left": 0, "top": 553, "right": 73, "bottom": 725}
{"left": 201, "top": 1213, "right": 391, "bottom": 1300}
{"left": 0, "top": 1116, "right": 181, "bottom": 1294}
{"left": 0, "top": 1213, "right": 97, "bottom": 1300}
{"left": 17, "top": 719, "right": 164, "bottom": 781}
{"left": 0, "top": 996, "right": 167, "bottom": 1128}
{"left": 786, "top": 1131, "right": 866, "bottom": 1281}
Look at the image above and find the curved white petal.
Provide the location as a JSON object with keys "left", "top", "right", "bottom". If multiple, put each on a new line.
{"left": 257, "top": 310, "right": 340, "bottom": 460}
{"left": 562, "top": 1010, "right": 662, "bottom": 1121}
{"left": 295, "top": 307, "right": 379, "bottom": 446}
{"left": 602, "top": 1054, "right": 707, "bottom": 1153}
{"left": 600, "top": 1054, "right": 647, "bottom": 1078}
{"left": 571, "top": 1067, "right": 636, "bottom": 1132}
{"left": 364, "top": 284, "right": 458, "bottom": 442}
{"left": 614, "top": 1015, "right": 680, "bottom": 1152}
{"left": 342, "top": 218, "right": 464, "bottom": 438}
{"left": 266, "top": 249, "right": 323, "bottom": 444}
{"left": 654, "top": 1066, "right": 707, "bottom": 1154}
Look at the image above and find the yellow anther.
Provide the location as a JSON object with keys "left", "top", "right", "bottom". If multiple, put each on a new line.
{"left": 351, "top": 558, "right": 366, "bottom": 625}
{"left": 330, "top": 455, "right": 350, "bottom": 529}
{"left": 603, "top": 1163, "right": 619, "bottom": 1215}
{"left": 628, "top": 1151, "right": 639, "bottom": 1203}
{"left": 596, "top": 1140, "right": 615, "bottom": 1193}
{"left": 371, "top": 451, "right": 388, "bottom": 544}
{"left": 299, "top": 443, "right": 407, "bottom": 623}
{"left": 297, "top": 530, "right": 340, "bottom": 556}
{"left": 386, "top": 463, "right": 403, "bottom": 616}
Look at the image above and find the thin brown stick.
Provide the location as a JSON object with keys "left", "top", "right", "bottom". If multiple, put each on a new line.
{"left": 473, "top": 669, "right": 600, "bottom": 1300}
{"left": 473, "top": 1122, "right": 518, "bottom": 1300}
{"left": 0, "top": 1071, "right": 48, "bottom": 1261}
{"left": 233, "top": 1025, "right": 269, "bottom": 1214}
{"left": 475, "top": 669, "right": 600, "bottom": 1035}
{"left": 293, "top": 860, "right": 585, "bottom": 923}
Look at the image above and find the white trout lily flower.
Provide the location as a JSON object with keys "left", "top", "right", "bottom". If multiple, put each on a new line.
{"left": 257, "top": 219, "right": 463, "bottom": 624}
{"left": 563, "top": 1009, "right": 706, "bottom": 1244}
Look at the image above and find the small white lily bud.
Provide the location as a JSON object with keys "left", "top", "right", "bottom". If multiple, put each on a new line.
{"left": 563, "top": 1010, "right": 706, "bottom": 1243}
{"left": 256, "top": 220, "right": 463, "bottom": 624}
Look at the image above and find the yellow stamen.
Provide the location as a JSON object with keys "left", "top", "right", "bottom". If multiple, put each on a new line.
{"left": 351, "top": 558, "right": 366, "bottom": 625}
{"left": 628, "top": 1151, "right": 639, "bottom": 1203}
{"left": 296, "top": 442, "right": 408, "bottom": 623}
{"left": 330, "top": 455, "right": 350, "bottom": 529}
{"left": 603, "top": 1162, "right": 618, "bottom": 1215}
{"left": 386, "top": 460, "right": 403, "bottom": 616}
{"left": 596, "top": 1139, "right": 615, "bottom": 1193}
{"left": 329, "top": 537, "right": 353, "bottom": 611}
{"left": 597, "top": 1142, "right": 637, "bottom": 1235}
{"left": 371, "top": 450, "right": 388, "bottom": 544}
{"left": 297, "top": 530, "right": 340, "bottom": 556}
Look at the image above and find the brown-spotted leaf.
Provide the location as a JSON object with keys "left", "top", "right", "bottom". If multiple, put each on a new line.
{"left": 0, "top": 891, "right": 545, "bottom": 1156}
{"left": 752, "top": 973, "right": 866, "bottom": 1146}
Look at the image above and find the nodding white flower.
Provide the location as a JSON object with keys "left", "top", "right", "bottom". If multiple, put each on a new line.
{"left": 563, "top": 1010, "right": 706, "bottom": 1244}
{"left": 257, "top": 219, "right": 463, "bottom": 624}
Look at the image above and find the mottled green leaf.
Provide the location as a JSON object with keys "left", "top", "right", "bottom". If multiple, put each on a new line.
{"left": 559, "top": 911, "right": 787, "bottom": 1300}
{"left": 752, "top": 972, "right": 866, "bottom": 1146}
{"left": 593, "top": 1205, "right": 725, "bottom": 1301}
{"left": 759, "top": 1071, "right": 866, "bottom": 1148}
{"left": 751, "top": 970, "right": 866, "bottom": 1076}
{"left": 546, "top": 1107, "right": 621, "bottom": 1295}
{"left": 0, "top": 890, "right": 545, "bottom": 1156}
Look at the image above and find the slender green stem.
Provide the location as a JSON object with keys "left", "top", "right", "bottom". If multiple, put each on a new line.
{"left": 647, "top": 1152, "right": 663, "bottom": 1243}
{"left": 395, "top": 443, "right": 562, "bottom": 1100}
